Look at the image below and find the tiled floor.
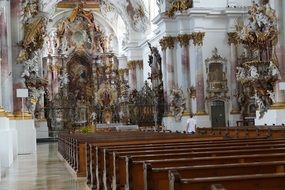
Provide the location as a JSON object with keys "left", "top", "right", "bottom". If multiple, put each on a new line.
{"left": 0, "top": 143, "right": 86, "bottom": 190}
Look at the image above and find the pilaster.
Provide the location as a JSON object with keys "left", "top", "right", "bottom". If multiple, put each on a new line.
{"left": 192, "top": 32, "right": 206, "bottom": 115}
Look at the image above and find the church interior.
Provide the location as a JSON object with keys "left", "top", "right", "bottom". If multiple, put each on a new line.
{"left": 1, "top": 0, "right": 285, "bottom": 189}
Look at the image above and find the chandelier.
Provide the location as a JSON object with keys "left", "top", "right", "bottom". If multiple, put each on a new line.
{"left": 236, "top": 0, "right": 281, "bottom": 118}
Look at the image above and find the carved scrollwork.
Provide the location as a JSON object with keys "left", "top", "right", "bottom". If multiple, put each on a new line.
{"left": 192, "top": 32, "right": 205, "bottom": 46}
{"left": 170, "top": 87, "right": 186, "bottom": 121}
{"left": 166, "top": 0, "right": 193, "bottom": 18}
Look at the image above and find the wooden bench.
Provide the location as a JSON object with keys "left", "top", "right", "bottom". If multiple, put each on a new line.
{"left": 93, "top": 138, "right": 285, "bottom": 189}
{"left": 169, "top": 170, "right": 285, "bottom": 190}
{"left": 102, "top": 138, "right": 285, "bottom": 189}
{"left": 58, "top": 130, "right": 285, "bottom": 190}
{"left": 125, "top": 148, "right": 285, "bottom": 189}
{"left": 86, "top": 134, "right": 223, "bottom": 189}
{"left": 145, "top": 160, "right": 285, "bottom": 190}
{"left": 58, "top": 131, "right": 223, "bottom": 189}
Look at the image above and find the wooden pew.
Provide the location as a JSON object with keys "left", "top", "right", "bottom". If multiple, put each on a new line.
{"left": 104, "top": 138, "right": 285, "bottom": 189}
{"left": 59, "top": 131, "right": 223, "bottom": 189}
{"left": 98, "top": 138, "right": 285, "bottom": 189}
{"left": 145, "top": 160, "right": 285, "bottom": 190}
{"left": 89, "top": 134, "right": 223, "bottom": 189}
{"left": 169, "top": 170, "right": 285, "bottom": 190}
{"left": 125, "top": 152, "right": 285, "bottom": 190}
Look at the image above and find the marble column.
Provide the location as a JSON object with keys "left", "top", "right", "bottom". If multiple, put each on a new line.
{"left": 137, "top": 60, "right": 143, "bottom": 90}
{"left": 11, "top": 0, "right": 24, "bottom": 113}
{"left": 0, "top": 10, "right": 3, "bottom": 106}
{"left": 227, "top": 32, "right": 239, "bottom": 113}
{"left": 273, "top": 0, "right": 285, "bottom": 106}
{"left": 123, "top": 69, "right": 129, "bottom": 83}
{"left": 46, "top": 56, "right": 54, "bottom": 99}
{"left": 51, "top": 56, "right": 60, "bottom": 95}
{"left": 127, "top": 61, "right": 137, "bottom": 90}
{"left": 177, "top": 34, "right": 192, "bottom": 113}
{"left": 0, "top": 2, "right": 13, "bottom": 111}
{"left": 162, "top": 36, "right": 176, "bottom": 112}
{"left": 192, "top": 32, "right": 206, "bottom": 115}
{"left": 159, "top": 39, "right": 168, "bottom": 112}
{"left": 118, "top": 69, "right": 125, "bottom": 82}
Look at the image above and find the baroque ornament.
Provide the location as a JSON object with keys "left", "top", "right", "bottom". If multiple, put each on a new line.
{"left": 18, "top": 0, "right": 47, "bottom": 63}
{"left": 177, "top": 34, "right": 192, "bottom": 47}
{"left": 166, "top": 0, "right": 193, "bottom": 17}
{"left": 159, "top": 36, "right": 176, "bottom": 50}
{"left": 192, "top": 32, "right": 205, "bottom": 46}
{"left": 235, "top": 1, "right": 280, "bottom": 118}
{"left": 170, "top": 87, "right": 186, "bottom": 121}
{"left": 227, "top": 32, "right": 238, "bottom": 45}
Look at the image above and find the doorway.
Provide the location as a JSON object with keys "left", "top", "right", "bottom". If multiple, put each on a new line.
{"left": 211, "top": 100, "right": 226, "bottom": 127}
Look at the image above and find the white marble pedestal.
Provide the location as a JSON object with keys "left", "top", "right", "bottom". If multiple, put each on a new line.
{"left": 195, "top": 114, "right": 211, "bottom": 128}
{"left": 0, "top": 116, "right": 14, "bottom": 173}
{"left": 35, "top": 120, "right": 49, "bottom": 139}
{"left": 255, "top": 109, "right": 285, "bottom": 125}
{"left": 13, "top": 119, "right": 36, "bottom": 155}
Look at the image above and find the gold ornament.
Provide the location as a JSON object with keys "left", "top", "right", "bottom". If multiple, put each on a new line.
{"left": 192, "top": 32, "right": 205, "bottom": 46}
{"left": 177, "top": 34, "right": 192, "bottom": 47}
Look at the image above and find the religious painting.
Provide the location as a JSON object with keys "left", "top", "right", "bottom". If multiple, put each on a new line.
{"left": 67, "top": 53, "right": 93, "bottom": 101}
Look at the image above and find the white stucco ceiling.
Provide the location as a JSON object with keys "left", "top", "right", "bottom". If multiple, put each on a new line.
{"left": 41, "top": 0, "right": 150, "bottom": 33}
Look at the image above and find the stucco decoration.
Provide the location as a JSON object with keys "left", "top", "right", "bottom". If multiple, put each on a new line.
{"left": 170, "top": 87, "right": 186, "bottom": 121}
{"left": 100, "top": 0, "right": 118, "bottom": 25}
{"left": 235, "top": 0, "right": 280, "bottom": 118}
{"left": 53, "top": 4, "right": 110, "bottom": 57}
{"left": 166, "top": 0, "right": 193, "bottom": 17}
{"left": 17, "top": 0, "right": 48, "bottom": 63}
{"left": 42, "top": 0, "right": 149, "bottom": 33}
{"left": 18, "top": 1, "right": 48, "bottom": 116}
{"left": 101, "top": 0, "right": 149, "bottom": 32}
{"left": 21, "top": 51, "right": 47, "bottom": 114}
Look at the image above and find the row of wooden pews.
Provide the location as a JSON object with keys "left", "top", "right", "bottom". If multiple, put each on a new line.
{"left": 58, "top": 127, "right": 285, "bottom": 190}
{"left": 196, "top": 125, "right": 285, "bottom": 138}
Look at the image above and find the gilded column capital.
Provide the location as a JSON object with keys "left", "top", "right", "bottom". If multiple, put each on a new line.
{"left": 137, "top": 60, "right": 144, "bottom": 69}
{"left": 177, "top": 34, "right": 192, "bottom": 47}
{"left": 118, "top": 69, "right": 126, "bottom": 76}
{"left": 227, "top": 32, "right": 238, "bottom": 45}
{"left": 165, "top": 0, "right": 193, "bottom": 18}
{"left": 127, "top": 60, "right": 143, "bottom": 70}
{"left": 48, "top": 64, "right": 62, "bottom": 72}
{"left": 159, "top": 38, "right": 167, "bottom": 51}
{"left": 192, "top": 32, "right": 205, "bottom": 46}
{"left": 160, "top": 36, "right": 176, "bottom": 50}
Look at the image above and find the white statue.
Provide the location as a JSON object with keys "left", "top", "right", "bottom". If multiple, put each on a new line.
{"left": 267, "top": 90, "right": 275, "bottom": 103}
{"left": 249, "top": 65, "right": 259, "bottom": 79}
{"left": 269, "top": 61, "right": 281, "bottom": 79}
{"left": 236, "top": 67, "right": 246, "bottom": 81}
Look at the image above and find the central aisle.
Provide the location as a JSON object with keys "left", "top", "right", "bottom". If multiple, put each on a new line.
{"left": 0, "top": 143, "right": 86, "bottom": 190}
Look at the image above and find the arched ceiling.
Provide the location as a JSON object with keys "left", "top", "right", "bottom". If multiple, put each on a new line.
{"left": 42, "top": 0, "right": 150, "bottom": 33}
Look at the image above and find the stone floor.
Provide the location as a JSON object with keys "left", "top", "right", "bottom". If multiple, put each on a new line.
{"left": 0, "top": 143, "right": 86, "bottom": 190}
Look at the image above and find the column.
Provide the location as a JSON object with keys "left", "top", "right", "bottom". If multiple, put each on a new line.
{"left": 46, "top": 56, "right": 54, "bottom": 99}
{"left": 192, "top": 32, "right": 206, "bottom": 115}
{"left": 227, "top": 32, "right": 239, "bottom": 113}
{"left": 159, "top": 39, "right": 168, "bottom": 111}
{"left": 177, "top": 34, "right": 192, "bottom": 113}
{"left": 127, "top": 61, "right": 137, "bottom": 90}
{"left": 123, "top": 68, "right": 129, "bottom": 84}
{"left": 273, "top": 0, "right": 285, "bottom": 106}
{"left": 1, "top": 2, "right": 13, "bottom": 111}
{"left": 161, "top": 36, "right": 176, "bottom": 112}
{"left": 118, "top": 69, "right": 125, "bottom": 82}
{"left": 136, "top": 60, "right": 143, "bottom": 90}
